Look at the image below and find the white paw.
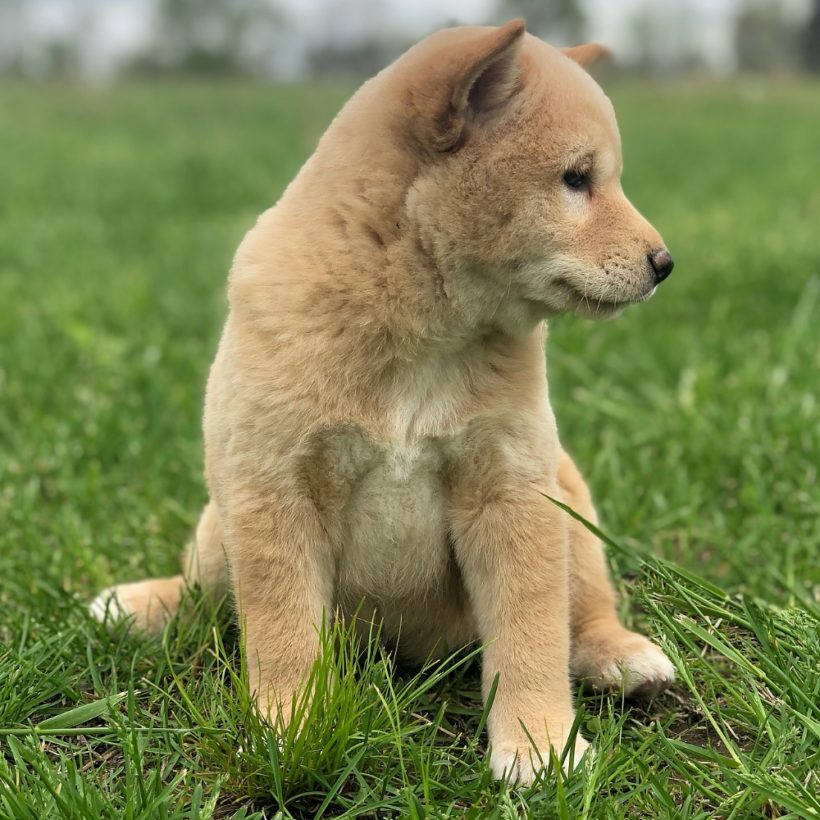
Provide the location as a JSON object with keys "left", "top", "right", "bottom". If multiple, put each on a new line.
{"left": 490, "top": 734, "right": 591, "bottom": 784}
{"left": 89, "top": 586, "right": 133, "bottom": 624}
{"left": 602, "top": 645, "right": 676, "bottom": 697}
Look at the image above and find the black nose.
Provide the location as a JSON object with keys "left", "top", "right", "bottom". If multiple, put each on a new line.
{"left": 648, "top": 248, "right": 674, "bottom": 284}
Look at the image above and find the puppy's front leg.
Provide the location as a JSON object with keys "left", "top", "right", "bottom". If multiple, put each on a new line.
{"left": 450, "top": 446, "right": 588, "bottom": 784}
{"left": 224, "top": 487, "right": 334, "bottom": 728}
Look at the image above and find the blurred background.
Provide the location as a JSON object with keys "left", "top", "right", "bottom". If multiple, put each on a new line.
{"left": 1, "top": 0, "right": 819, "bottom": 82}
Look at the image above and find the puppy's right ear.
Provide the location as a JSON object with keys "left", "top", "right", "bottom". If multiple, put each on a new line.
{"left": 420, "top": 20, "right": 526, "bottom": 152}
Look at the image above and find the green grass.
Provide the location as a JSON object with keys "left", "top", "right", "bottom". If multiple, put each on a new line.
{"left": 0, "top": 80, "right": 818, "bottom": 818}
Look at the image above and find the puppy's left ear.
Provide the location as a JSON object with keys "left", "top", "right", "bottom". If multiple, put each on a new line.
{"left": 433, "top": 20, "right": 526, "bottom": 151}
{"left": 562, "top": 43, "right": 612, "bottom": 68}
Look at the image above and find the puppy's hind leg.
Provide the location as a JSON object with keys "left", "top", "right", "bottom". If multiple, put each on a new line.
{"left": 560, "top": 452, "right": 675, "bottom": 697}
{"left": 90, "top": 500, "right": 228, "bottom": 634}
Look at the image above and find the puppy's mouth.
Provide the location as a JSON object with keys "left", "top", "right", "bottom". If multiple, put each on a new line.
{"left": 554, "top": 279, "right": 656, "bottom": 320}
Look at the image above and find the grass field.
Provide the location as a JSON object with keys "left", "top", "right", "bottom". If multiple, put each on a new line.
{"left": 0, "top": 80, "right": 818, "bottom": 818}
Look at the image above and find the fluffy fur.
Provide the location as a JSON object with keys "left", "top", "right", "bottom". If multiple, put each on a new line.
{"left": 92, "top": 21, "right": 676, "bottom": 784}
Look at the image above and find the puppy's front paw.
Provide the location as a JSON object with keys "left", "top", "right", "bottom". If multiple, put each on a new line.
{"left": 490, "top": 733, "right": 590, "bottom": 784}
{"left": 573, "top": 624, "right": 675, "bottom": 697}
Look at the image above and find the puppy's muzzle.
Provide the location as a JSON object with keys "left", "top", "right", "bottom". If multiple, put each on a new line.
{"left": 648, "top": 248, "right": 674, "bottom": 284}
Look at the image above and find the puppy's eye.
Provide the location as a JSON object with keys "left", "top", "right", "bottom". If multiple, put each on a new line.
{"left": 562, "top": 169, "right": 590, "bottom": 190}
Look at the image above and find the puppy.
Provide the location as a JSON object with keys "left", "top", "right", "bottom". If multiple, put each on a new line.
{"left": 91, "top": 20, "right": 676, "bottom": 783}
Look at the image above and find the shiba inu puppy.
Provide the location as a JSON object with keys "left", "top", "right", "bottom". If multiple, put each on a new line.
{"left": 92, "top": 20, "right": 676, "bottom": 783}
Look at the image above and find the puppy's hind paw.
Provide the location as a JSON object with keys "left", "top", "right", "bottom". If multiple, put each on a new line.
{"left": 573, "top": 625, "right": 675, "bottom": 698}
{"left": 614, "top": 644, "right": 676, "bottom": 698}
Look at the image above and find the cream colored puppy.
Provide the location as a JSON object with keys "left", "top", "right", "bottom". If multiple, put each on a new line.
{"left": 91, "top": 21, "right": 676, "bottom": 784}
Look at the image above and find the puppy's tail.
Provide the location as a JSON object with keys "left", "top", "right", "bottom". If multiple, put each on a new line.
{"left": 89, "top": 575, "right": 187, "bottom": 634}
{"left": 89, "top": 500, "right": 228, "bottom": 633}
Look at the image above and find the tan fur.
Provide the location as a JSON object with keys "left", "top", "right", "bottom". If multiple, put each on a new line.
{"left": 91, "top": 21, "right": 676, "bottom": 783}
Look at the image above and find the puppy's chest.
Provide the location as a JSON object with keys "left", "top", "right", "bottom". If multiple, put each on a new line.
{"left": 321, "top": 427, "right": 460, "bottom": 598}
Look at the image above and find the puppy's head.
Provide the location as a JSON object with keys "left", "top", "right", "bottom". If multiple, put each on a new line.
{"left": 397, "top": 21, "right": 673, "bottom": 323}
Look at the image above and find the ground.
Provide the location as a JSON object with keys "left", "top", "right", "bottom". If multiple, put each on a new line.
{"left": 0, "top": 80, "right": 818, "bottom": 818}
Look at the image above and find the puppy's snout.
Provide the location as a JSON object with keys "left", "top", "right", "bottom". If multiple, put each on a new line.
{"left": 648, "top": 248, "right": 674, "bottom": 284}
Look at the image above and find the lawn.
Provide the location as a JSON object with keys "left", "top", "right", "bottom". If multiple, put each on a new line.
{"left": 0, "top": 79, "right": 818, "bottom": 818}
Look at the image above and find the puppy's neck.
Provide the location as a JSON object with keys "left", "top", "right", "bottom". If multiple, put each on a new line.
{"left": 230, "top": 146, "right": 548, "bottom": 374}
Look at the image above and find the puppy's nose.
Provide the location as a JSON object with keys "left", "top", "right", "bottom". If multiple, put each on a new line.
{"left": 648, "top": 248, "right": 674, "bottom": 283}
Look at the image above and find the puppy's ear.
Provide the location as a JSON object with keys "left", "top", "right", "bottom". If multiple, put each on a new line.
{"left": 562, "top": 43, "right": 612, "bottom": 69}
{"left": 431, "top": 20, "right": 526, "bottom": 151}
{"left": 451, "top": 20, "right": 526, "bottom": 118}
{"left": 561, "top": 43, "right": 612, "bottom": 68}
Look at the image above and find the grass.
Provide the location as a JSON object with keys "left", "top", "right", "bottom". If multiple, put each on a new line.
{"left": 0, "top": 78, "right": 818, "bottom": 817}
